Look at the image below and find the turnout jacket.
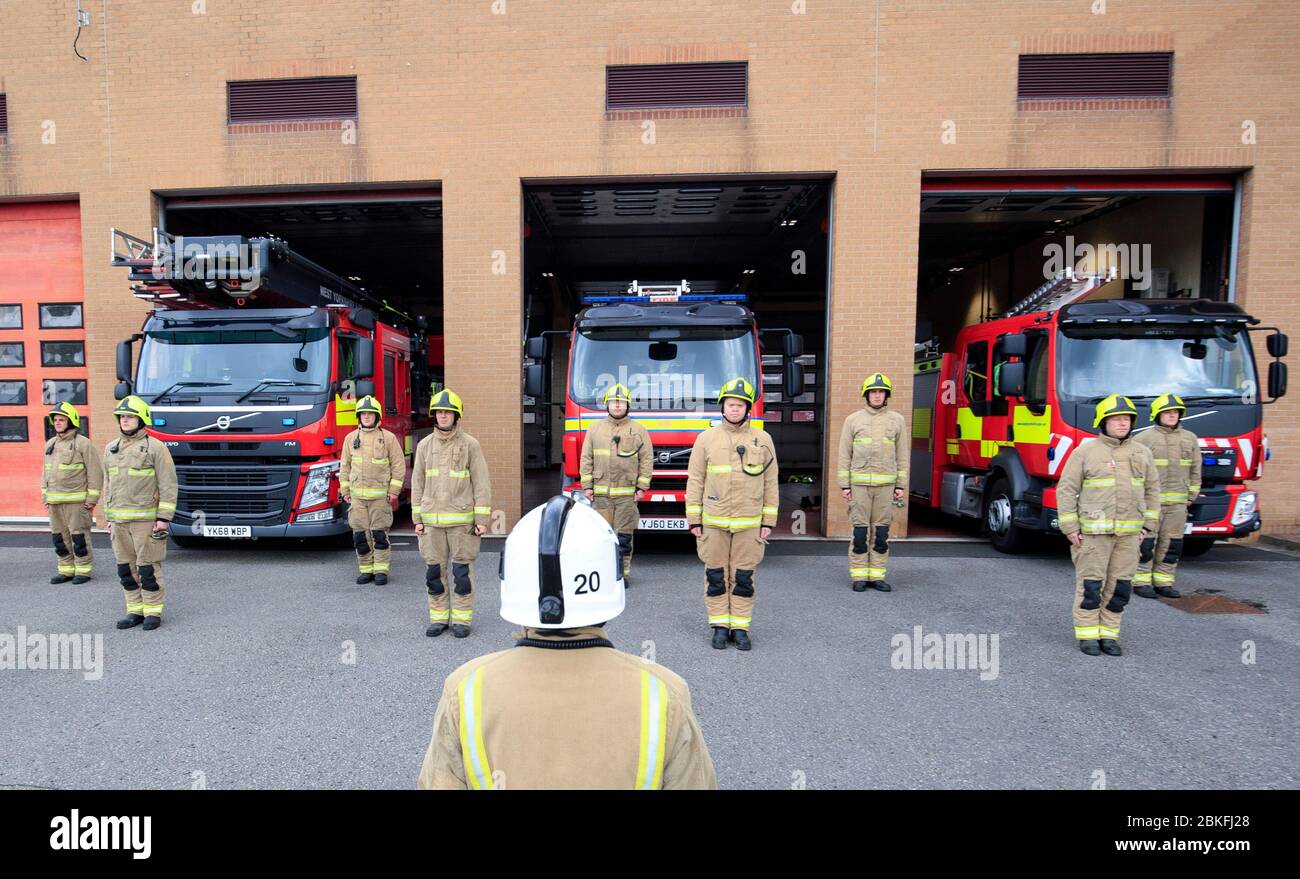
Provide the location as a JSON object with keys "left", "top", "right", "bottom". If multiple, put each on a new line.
{"left": 102, "top": 430, "right": 178, "bottom": 523}
{"left": 42, "top": 431, "right": 103, "bottom": 505}
{"left": 1136, "top": 424, "right": 1202, "bottom": 506}
{"left": 411, "top": 424, "right": 492, "bottom": 528}
{"left": 837, "top": 403, "right": 908, "bottom": 490}
{"left": 1056, "top": 434, "right": 1160, "bottom": 536}
{"left": 580, "top": 416, "right": 654, "bottom": 497}
{"left": 340, "top": 426, "right": 405, "bottom": 500}
{"left": 685, "top": 418, "right": 779, "bottom": 531}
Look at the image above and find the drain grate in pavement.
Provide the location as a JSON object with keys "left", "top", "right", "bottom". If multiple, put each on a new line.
{"left": 1162, "top": 588, "right": 1267, "bottom": 614}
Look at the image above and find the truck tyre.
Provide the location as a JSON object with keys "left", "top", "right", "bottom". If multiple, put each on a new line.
{"left": 1179, "top": 537, "right": 1216, "bottom": 558}
{"left": 985, "top": 475, "right": 1031, "bottom": 554}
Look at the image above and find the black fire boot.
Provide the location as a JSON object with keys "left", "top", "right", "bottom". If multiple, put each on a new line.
{"left": 852, "top": 580, "right": 869, "bottom": 592}
{"left": 71, "top": 575, "right": 91, "bottom": 585}
{"left": 451, "top": 624, "right": 471, "bottom": 639}
{"left": 869, "top": 580, "right": 893, "bottom": 593}
{"left": 711, "top": 627, "right": 729, "bottom": 650}
{"left": 142, "top": 616, "right": 162, "bottom": 631}
{"left": 116, "top": 614, "right": 145, "bottom": 630}
{"left": 356, "top": 572, "right": 374, "bottom": 585}
{"left": 1154, "top": 586, "right": 1181, "bottom": 599}
{"left": 1099, "top": 639, "right": 1122, "bottom": 656}
{"left": 731, "top": 629, "right": 752, "bottom": 651}
{"left": 1134, "top": 585, "right": 1159, "bottom": 600}
{"left": 373, "top": 572, "right": 388, "bottom": 586}
{"left": 1078, "top": 639, "right": 1102, "bottom": 656}
{"left": 425, "top": 623, "right": 448, "bottom": 638}
{"left": 51, "top": 574, "right": 73, "bottom": 584}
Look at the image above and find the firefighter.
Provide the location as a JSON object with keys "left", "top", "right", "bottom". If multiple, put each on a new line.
{"left": 580, "top": 383, "right": 653, "bottom": 586}
{"left": 837, "top": 372, "right": 908, "bottom": 592}
{"left": 339, "top": 395, "right": 405, "bottom": 585}
{"left": 417, "top": 495, "right": 716, "bottom": 789}
{"left": 1134, "top": 393, "right": 1202, "bottom": 599}
{"left": 102, "top": 395, "right": 178, "bottom": 630}
{"left": 412, "top": 389, "right": 492, "bottom": 638}
{"left": 685, "top": 377, "right": 779, "bottom": 652}
{"left": 41, "top": 401, "right": 103, "bottom": 585}
{"left": 1056, "top": 394, "right": 1160, "bottom": 656}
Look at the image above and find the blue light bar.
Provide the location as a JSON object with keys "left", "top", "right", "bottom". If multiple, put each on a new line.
{"left": 282, "top": 418, "right": 296, "bottom": 426}
{"left": 323, "top": 437, "right": 335, "bottom": 445}
{"left": 581, "top": 294, "right": 747, "bottom": 304}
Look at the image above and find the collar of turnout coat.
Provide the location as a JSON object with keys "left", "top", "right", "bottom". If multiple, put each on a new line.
{"left": 515, "top": 626, "right": 614, "bottom": 650}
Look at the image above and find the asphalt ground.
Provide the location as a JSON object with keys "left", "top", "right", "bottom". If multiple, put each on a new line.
{"left": 1, "top": 532, "right": 1295, "bottom": 790}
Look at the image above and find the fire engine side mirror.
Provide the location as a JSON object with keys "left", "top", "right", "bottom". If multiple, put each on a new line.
{"left": 1267, "top": 361, "right": 1287, "bottom": 401}
{"left": 1002, "top": 333, "right": 1028, "bottom": 357}
{"left": 355, "top": 338, "right": 375, "bottom": 379}
{"left": 997, "top": 361, "right": 1026, "bottom": 398}
{"left": 1267, "top": 332, "right": 1288, "bottom": 359}
{"left": 356, "top": 379, "right": 376, "bottom": 399}
{"left": 115, "top": 339, "right": 133, "bottom": 384}
{"left": 526, "top": 336, "right": 548, "bottom": 360}
{"left": 114, "top": 382, "right": 131, "bottom": 401}
{"left": 783, "top": 361, "right": 805, "bottom": 400}
{"left": 524, "top": 363, "right": 546, "bottom": 400}
{"left": 783, "top": 333, "right": 803, "bottom": 359}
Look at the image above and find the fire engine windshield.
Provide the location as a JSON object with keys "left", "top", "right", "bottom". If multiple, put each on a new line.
{"left": 570, "top": 326, "right": 758, "bottom": 410}
{"left": 136, "top": 327, "right": 332, "bottom": 397}
{"left": 1056, "top": 326, "right": 1258, "bottom": 403}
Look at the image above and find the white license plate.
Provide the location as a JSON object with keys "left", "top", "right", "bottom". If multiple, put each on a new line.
{"left": 1184, "top": 522, "right": 1194, "bottom": 535}
{"left": 201, "top": 525, "right": 252, "bottom": 538}
{"left": 638, "top": 517, "right": 688, "bottom": 531}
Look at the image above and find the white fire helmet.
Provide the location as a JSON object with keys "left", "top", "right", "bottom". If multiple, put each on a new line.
{"left": 499, "top": 496, "right": 625, "bottom": 629}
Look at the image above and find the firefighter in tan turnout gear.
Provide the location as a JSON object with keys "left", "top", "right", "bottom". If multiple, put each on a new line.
{"left": 686, "top": 377, "right": 779, "bottom": 652}
{"left": 340, "top": 395, "right": 405, "bottom": 585}
{"left": 1056, "top": 394, "right": 1160, "bottom": 657}
{"left": 580, "top": 383, "right": 653, "bottom": 586}
{"left": 41, "top": 401, "right": 103, "bottom": 584}
{"left": 417, "top": 495, "right": 716, "bottom": 790}
{"left": 1133, "top": 393, "right": 1202, "bottom": 600}
{"left": 837, "top": 372, "right": 908, "bottom": 592}
{"left": 412, "top": 389, "right": 492, "bottom": 638}
{"left": 103, "top": 395, "right": 178, "bottom": 630}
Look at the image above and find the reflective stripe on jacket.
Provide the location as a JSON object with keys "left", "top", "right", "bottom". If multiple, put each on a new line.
{"left": 411, "top": 424, "right": 492, "bottom": 527}
{"left": 339, "top": 426, "right": 406, "bottom": 499}
{"left": 42, "top": 432, "right": 103, "bottom": 505}
{"left": 102, "top": 431, "right": 178, "bottom": 522}
{"left": 1136, "top": 424, "right": 1202, "bottom": 505}
{"left": 836, "top": 404, "right": 908, "bottom": 490}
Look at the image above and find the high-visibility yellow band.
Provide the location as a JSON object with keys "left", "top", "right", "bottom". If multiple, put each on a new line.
{"left": 429, "top": 608, "right": 451, "bottom": 622}
{"left": 158, "top": 501, "right": 176, "bottom": 511}
{"left": 762, "top": 505, "right": 778, "bottom": 515}
{"left": 459, "top": 669, "right": 494, "bottom": 790}
{"left": 474, "top": 506, "right": 492, "bottom": 516}
{"left": 1098, "top": 626, "right": 1120, "bottom": 639}
{"left": 1075, "top": 626, "right": 1100, "bottom": 640}
{"left": 706, "top": 465, "right": 733, "bottom": 473}
{"left": 423, "top": 512, "right": 475, "bottom": 525}
{"left": 451, "top": 609, "right": 474, "bottom": 622}
{"left": 851, "top": 472, "right": 896, "bottom": 485}
{"left": 127, "top": 468, "right": 155, "bottom": 477}
{"left": 371, "top": 458, "right": 389, "bottom": 465}
{"left": 106, "top": 507, "right": 158, "bottom": 520}
{"left": 448, "top": 470, "right": 469, "bottom": 478}
{"left": 58, "top": 462, "right": 85, "bottom": 470}
{"left": 636, "top": 477, "right": 651, "bottom": 489}
{"left": 352, "top": 487, "right": 389, "bottom": 498}
{"left": 608, "top": 486, "right": 635, "bottom": 497}
{"left": 1082, "top": 477, "right": 1115, "bottom": 487}
{"left": 46, "top": 492, "right": 88, "bottom": 503}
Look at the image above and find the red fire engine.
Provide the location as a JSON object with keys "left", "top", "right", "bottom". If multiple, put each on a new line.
{"left": 110, "top": 228, "right": 435, "bottom": 544}
{"left": 525, "top": 282, "right": 804, "bottom": 531}
{"left": 911, "top": 270, "right": 1289, "bottom": 553}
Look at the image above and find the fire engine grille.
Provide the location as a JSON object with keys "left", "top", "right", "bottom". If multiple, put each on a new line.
{"left": 173, "top": 464, "right": 299, "bottom": 524}
{"left": 181, "top": 469, "right": 277, "bottom": 488}
{"left": 180, "top": 494, "right": 285, "bottom": 517}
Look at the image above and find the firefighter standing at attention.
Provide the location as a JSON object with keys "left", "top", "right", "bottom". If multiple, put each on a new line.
{"left": 339, "top": 395, "right": 406, "bottom": 585}
{"left": 412, "top": 389, "right": 492, "bottom": 638}
{"left": 685, "top": 377, "right": 779, "bottom": 652}
{"left": 41, "top": 401, "right": 103, "bottom": 584}
{"left": 580, "top": 383, "right": 653, "bottom": 586}
{"left": 837, "top": 372, "right": 908, "bottom": 593}
{"left": 417, "top": 496, "right": 716, "bottom": 789}
{"left": 1056, "top": 394, "right": 1160, "bottom": 656}
{"left": 102, "top": 395, "right": 178, "bottom": 630}
{"left": 1133, "top": 393, "right": 1202, "bottom": 600}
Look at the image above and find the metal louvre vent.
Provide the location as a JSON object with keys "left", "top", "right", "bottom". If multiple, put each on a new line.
{"left": 606, "top": 62, "right": 747, "bottom": 110}
{"left": 227, "top": 76, "right": 358, "bottom": 123}
{"left": 1017, "top": 53, "right": 1172, "bottom": 100}
{"left": 0, "top": 94, "right": 8, "bottom": 137}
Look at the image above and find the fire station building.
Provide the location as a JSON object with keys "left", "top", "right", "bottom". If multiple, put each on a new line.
{"left": 0, "top": 1, "right": 1296, "bottom": 539}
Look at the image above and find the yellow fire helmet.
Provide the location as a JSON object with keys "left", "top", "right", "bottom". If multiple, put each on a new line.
{"left": 356, "top": 395, "right": 383, "bottom": 420}
{"left": 1150, "top": 392, "right": 1187, "bottom": 421}
{"left": 113, "top": 394, "right": 153, "bottom": 427}
{"left": 429, "top": 388, "right": 464, "bottom": 417}
{"left": 1093, "top": 393, "right": 1138, "bottom": 429}
{"left": 861, "top": 372, "right": 893, "bottom": 397}
{"left": 46, "top": 400, "right": 81, "bottom": 431}
{"left": 717, "top": 376, "right": 756, "bottom": 406}
{"left": 603, "top": 383, "right": 633, "bottom": 406}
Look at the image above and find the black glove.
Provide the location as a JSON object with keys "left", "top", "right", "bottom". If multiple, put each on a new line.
{"left": 1139, "top": 536, "right": 1155, "bottom": 563}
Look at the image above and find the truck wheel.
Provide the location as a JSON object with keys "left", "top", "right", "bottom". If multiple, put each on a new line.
{"left": 985, "top": 475, "right": 1031, "bottom": 554}
{"left": 170, "top": 533, "right": 204, "bottom": 549}
{"left": 1180, "top": 537, "right": 1216, "bottom": 558}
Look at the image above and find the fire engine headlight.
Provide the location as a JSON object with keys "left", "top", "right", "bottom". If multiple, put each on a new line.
{"left": 1231, "top": 491, "right": 1257, "bottom": 526}
{"left": 301, "top": 461, "right": 340, "bottom": 509}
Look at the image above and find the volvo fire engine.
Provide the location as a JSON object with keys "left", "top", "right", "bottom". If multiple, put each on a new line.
{"left": 911, "top": 269, "right": 1289, "bottom": 553}
{"left": 110, "top": 228, "right": 435, "bottom": 544}
{"left": 525, "top": 281, "right": 803, "bottom": 531}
